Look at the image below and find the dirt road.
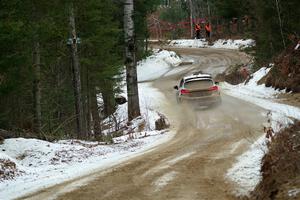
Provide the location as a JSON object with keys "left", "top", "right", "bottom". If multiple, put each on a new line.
{"left": 22, "top": 48, "right": 266, "bottom": 200}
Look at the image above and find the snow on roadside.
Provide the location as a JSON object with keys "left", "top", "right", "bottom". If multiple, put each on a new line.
{"left": 169, "top": 39, "right": 255, "bottom": 50}
{"left": 222, "top": 67, "right": 300, "bottom": 121}
{"left": 223, "top": 67, "right": 300, "bottom": 196}
{"left": 223, "top": 67, "right": 283, "bottom": 100}
{"left": 137, "top": 49, "right": 182, "bottom": 82}
{"left": 112, "top": 82, "right": 169, "bottom": 134}
{"left": 169, "top": 39, "right": 208, "bottom": 48}
{"left": 0, "top": 49, "right": 182, "bottom": 200}
{"left": 0, "top": 131, "right": 172, "bottom": 199}
{"left": 212, "top": 39, "right": 255, "bottom": 49}
{"left": 106, "top": 49, "right": 183, "bottom": 133}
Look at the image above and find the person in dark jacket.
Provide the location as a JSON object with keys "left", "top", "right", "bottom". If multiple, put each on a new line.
{"left": 195, "top": 23, "right": 201, "bottom": 39}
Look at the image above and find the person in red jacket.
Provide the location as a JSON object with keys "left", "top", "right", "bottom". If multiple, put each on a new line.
{"left": 205, "top": 22, "right": 211, "bottom": 38}
{"left": 195, "top": 23, "right": 201, "bottom": 39}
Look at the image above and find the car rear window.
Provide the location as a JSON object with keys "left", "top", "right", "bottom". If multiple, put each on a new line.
{"left": 184, "top": 79, "right": 213, "bottom": 90}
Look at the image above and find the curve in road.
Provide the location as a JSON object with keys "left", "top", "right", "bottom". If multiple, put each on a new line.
{"left": 21, "top": 48, "right": 266, "bottom": 200}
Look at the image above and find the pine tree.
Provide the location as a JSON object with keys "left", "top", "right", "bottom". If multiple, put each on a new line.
{"left": 76, "top": 0, "right": 123, "bottom": 137}
{"left": 68, "top": 2, "right": 85, "bottom": 138}
{"left": 0, "top": 0, "right": 162, "bottom": 140}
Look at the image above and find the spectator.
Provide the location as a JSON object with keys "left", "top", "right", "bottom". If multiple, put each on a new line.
{"left": 195, "top": 23, "right": 201, "bottom": 39}
{"left": 205, "top": 22, "right": 211, "bottom": 38}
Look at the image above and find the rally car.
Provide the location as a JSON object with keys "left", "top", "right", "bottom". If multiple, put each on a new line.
{"left": 173, "top": 72, "right": 221, "bottom": 106}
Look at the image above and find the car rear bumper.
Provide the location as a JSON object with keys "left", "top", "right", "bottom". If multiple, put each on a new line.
{"left": 179, "top": 95, "right": 221, "bottom": 106}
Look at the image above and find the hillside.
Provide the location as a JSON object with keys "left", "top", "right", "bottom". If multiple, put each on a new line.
{"left": 261, "top": 43, "right": 300, "bottom": 93}
{"left": 250, "top": 121, "right": 300, "bottom": 200}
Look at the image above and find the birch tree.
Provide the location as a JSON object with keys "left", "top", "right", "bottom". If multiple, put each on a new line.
{"left": 124, "top": 0, "right": 141, "bottom": 121}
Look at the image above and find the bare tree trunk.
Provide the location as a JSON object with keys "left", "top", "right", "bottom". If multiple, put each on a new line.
{"left": 69, "top": 3, "right": 85, "bottom": 138}
{"left": 188, "top": 0, "right": 194, "bottom": 38}
{"left": 124, "top": 0, "right": 141, "bottom": 121}
{"left": 275, "top": 0, "right": 286, "bottom": 48}
{"left": 207, "top": 0, "right": 211, "bottom": 21}
{"left": 207, "top": 0, "right": 212, "bottom": 38}
{"left": 103, "top": 94, "right": 115, "bottom": 117}
{"left": 33, "top": 41, "right": 42, "bottom": 134}
{"left": 101, "top": 80, "right": 116, "bottom": 118}
{"left": 158, "top": 21, "right": 162, "bottom": 39}
{"left": 86, "top": 67, "right": 91, "bottom": 138}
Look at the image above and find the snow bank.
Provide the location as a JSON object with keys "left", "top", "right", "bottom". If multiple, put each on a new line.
{"left": 223, "top": 67, "right": 300, "bottom": 196}
{"left": 224, "top": 67, "right": 282, "bottom": 99}
{"left": 0, "top": 50, "right": 178, "bottom": 200}
{"left": 212, "top": 39, "right": 255, "bottom": 49}
{"left": 226, "top": 111, "right": 294, "bottom": 196}
{"left": 0, "top": 131, "right": 172, "bottom": 199}
{"left": 111, "top": 82, "right": 168, "bottom": 133}
{"left": 169, "top": 39, "right": 208, "bottom": 48}
{"left": 169, "top": 39, "right": 255, "bottom": 50}
{"left": 226, "top": 136, "right": 267, "bottom": 196}
{"left": 137, "top": 50, "right": 182, "bottom": 82}
{"left": 222, "top": 67, "right": 300, "bottom": 120}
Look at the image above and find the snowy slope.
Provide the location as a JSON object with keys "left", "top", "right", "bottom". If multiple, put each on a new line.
{"left": 137, "top": 50, "right": 182, "bottom": 82}
{"left": 111, "top": 82, "right": 169, "bottom": 133}
{"left": 0, "top": 132, "right": 172, "bottom": 199}
{"left": 223, "top": 67, "right": 300, "bottom": 196}
{"left": 169, "top": 39, "right": 255, "bottom": 50}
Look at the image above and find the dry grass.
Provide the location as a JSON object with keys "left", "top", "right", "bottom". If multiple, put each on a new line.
{"left": 0, "top": 159, "right": 24, "bottom": 181}
{"left": 262, "top": 44, "right": 300, "bottom": 93}
{"left": 215, "top": 64, "right": 249, "bottom": 85}
{"left": 250, "top": 121, "right": 300, "bottom": 200}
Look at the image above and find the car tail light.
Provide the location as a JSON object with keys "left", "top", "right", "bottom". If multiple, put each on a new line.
{"left": 180, "top": 89, "right": 190, "bottom": 94}
{"left": 209, "top": 86, "right": 219, "bottom": 91}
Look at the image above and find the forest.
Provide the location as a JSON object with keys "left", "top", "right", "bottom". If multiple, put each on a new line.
{"left": 1, "top": 0, "right": 299, "bottom": 140}
{"left": 0, "top": 0, "right": 159, "bottom": 140}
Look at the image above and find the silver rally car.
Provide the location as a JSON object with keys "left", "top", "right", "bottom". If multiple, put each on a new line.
{"left": 174, "top": 72, "right": 221, "bottom": 106}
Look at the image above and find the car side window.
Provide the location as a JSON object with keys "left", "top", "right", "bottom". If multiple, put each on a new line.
{"left": 179, "top": 79, "right": 184, "bottom": 87}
